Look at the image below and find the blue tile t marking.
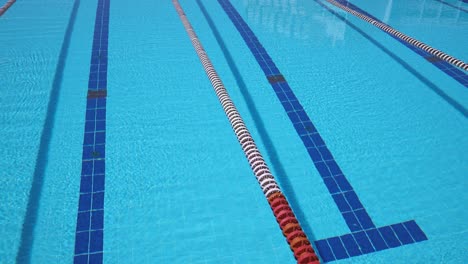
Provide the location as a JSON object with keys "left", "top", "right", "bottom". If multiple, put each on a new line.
{"left": 217, "top": 0, "right": 428, "bottom": 261}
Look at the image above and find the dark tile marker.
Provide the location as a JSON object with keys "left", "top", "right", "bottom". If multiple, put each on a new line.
{"left": 218, "top": 0, "right": 428, "bottom": 261}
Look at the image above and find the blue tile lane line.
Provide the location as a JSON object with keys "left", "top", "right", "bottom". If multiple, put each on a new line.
{"left": 331, "top": 0, "right": 467, "bottom": 88}
{"left": 74, "top": 0, "right": 109, "bottom": 263}
{"left": 218, "top": 0, "right": 427, "bottom": 262}
{"left": 312, "top": 0, "right": 468, "bottom": 118}
{"left": 435, "top": 0, "right": 468, "bottom": 13}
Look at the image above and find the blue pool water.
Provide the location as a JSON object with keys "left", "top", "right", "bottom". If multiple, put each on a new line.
{"left": 1, "top": 0, "right": 467, "bottom": 263}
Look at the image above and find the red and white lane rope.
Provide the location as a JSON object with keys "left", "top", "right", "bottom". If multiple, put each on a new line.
{"left": 326, "top": 0, "right": 468, "bottom": 71}
{"left": 172, "top": 0, "right": 320, "bottom": 263}
{"left": 0, "top": 0, "right": 15, "bottom": 16}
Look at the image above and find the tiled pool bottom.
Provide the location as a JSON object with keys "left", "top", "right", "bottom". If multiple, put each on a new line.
{"left": 218, "top": 0, "right": 431, "bottom": 261}
{"left": 1, "top": 0, "right": 467, "bottom": 263}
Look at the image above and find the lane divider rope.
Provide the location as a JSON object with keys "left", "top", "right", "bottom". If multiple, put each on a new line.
{"left": 326, "top": 0, "right": 468, "bottom": 71}
{"left": 172, "top": 0, "right": 320, "bottom": 263}
{"left": 0, "top": 0, "right": 15, "bottom": 16}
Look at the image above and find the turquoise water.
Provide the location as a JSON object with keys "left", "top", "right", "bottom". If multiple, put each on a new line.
{"left": 0, "top": 0, "right": 467, "bottom": 263}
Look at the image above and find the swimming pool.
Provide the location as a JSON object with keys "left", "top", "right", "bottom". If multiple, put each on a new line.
{"left": 1, "top": 0, "right": 467, "bottom": 263}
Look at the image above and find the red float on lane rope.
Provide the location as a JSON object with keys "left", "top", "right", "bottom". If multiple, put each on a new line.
{"left": 173, "top": 0, "right": 320, "bottom": 262}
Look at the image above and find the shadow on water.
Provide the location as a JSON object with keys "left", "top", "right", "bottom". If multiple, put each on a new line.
{"left": 16, "top": 0, "right": 81, "bottom": 262}
{"left": 314, "top": 0, "right": 468, "bottom": 118}
{"left": 196, "top": 0, "right": 318, "bottom": 242}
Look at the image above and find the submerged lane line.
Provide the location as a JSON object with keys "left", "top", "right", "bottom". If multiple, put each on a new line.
{"left": 195, "top": 0, "right": 317, "bottom": 243}
{"left": 218, "top": 0, "right": 427, "bottom": 262}
{"left": 173, "top": 0, "right": 319, "bottom": 263}
{"left": 324, "top": 0, "right": 468, "bottom": 88}
{"left": 312, "top": 1, "right": 467, "bottom": 120}
{"left": 326, "top": 0, "right": 467, "bottom": 70}
{"left": 73, "top": 0, "right": 109, "bottom": 263}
